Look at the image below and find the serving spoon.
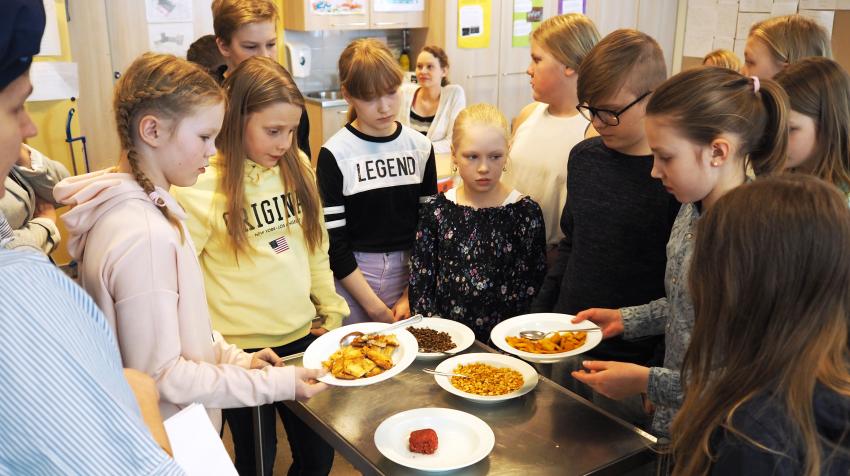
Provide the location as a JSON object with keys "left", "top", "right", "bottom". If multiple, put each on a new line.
{"left": 518, "top": 328, "right": 601, "bottom": 341}
{"left": 339, "top": 314, "right": 424, "bottom": 347}
{"left": 422, "top": 368, "right": 468, "bottom": 378}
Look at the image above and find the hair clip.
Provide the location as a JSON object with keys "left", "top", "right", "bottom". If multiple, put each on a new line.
{"left": 149, "top": 191, "right": 167, "bottom": 208}
{"left": 751, "top": 76, "right": 760, "bottom": 93}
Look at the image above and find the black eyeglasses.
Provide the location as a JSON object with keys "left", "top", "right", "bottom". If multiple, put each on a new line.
{"left": 576, "top": 91, "right": 653, "bottom": 126}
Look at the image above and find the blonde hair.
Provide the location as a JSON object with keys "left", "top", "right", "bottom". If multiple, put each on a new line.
{"left": 749, "top": 15, "right": 832, "bottom": 65}
{"left": 531, "top": 13, "right": 600, "bottom": 70}
{"left": 338, "top": 38, "right": 403, "bottom": 122}
{"left": 212, "top": 0, "right": 278, "bottom": 44}
{"left": 577, "top": 29, "right": 667, "bottom": 105}
{"left": 775, "top": 57, "right": 850, "bottom": 188}
{"left": 113, "top": 53, "right": 224, "bottom": 240}
{"left": 702, "top": 49, "right": 742, "bottom": 72}
{"left": 451, "top": 103, "right": 510, "bottom": 152}
{"left": 217, "top": 56, "right": 322, "bottom": 255}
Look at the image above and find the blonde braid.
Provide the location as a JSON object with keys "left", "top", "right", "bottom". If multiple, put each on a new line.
{"left": 113, "top": 53, "right": 224, "bottom": 241}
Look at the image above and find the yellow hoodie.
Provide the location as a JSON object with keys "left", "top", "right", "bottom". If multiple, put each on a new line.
{"left": 173, "top": 153, "right": 349, "bottom": 350}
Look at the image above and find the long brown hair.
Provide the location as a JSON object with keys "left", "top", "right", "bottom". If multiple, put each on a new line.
{"left": 113, "top": 53, "right": 224, "bottom": 240}
{"left": 211, "top": 0, "right": 278, "bottom": 44}
{"left": 217, "top": 56, "right": 322, "bottom": 254}
{"left": 646, "top": 66, "right": 788, "bottom": 176}
{"left": 672, "top": 175, "right": 850, "bottom": 476}
{"left": 750, "top": 15, "right": 832, "bottom": 65}
{"left": 338, "top": 38, "right": 403, "bottom": 122}
{"left": 775, "top": 57, "right": 850, "bottom": 189}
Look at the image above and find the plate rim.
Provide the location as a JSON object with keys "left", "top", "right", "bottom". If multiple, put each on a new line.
{"left": 433, "top": 352, "right": 539, "bottom": 402}
{"left": 490, "top": 313, "right": 602, "bottom": 363}
{"left": 302, "top": 322, "right": 418, "bottom": 386}
{"left": 373, "top": 407, "right": 495, "bottom": 471}
{"left": 409, "top": 317, "right": 476, "bottom": 359}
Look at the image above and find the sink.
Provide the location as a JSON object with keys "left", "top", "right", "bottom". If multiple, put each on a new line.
{"left": 306, "top": 90, "right": 342, "bottom": 100}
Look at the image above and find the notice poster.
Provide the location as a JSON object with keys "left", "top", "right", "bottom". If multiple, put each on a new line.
{"left": 148, "top": 22, "right": 194, "bottom": 57}
{"left": 373, "top": 0, "right": 424, "bottom": 12}
{"left": 512, "top": 0, "right": 544, "bottom": 47}
{"left": 458, "top": 0, "right": 491, "bottom": 49}
{"left": 146, "top": 0, "right": 192, "bottom": 23}
{"left": 311, "top": 0, "right": 366, "bottom": 15}
{"left": 38, "top": 0, "right": 61, "bottom": 56}
{"left": 558, "top": 0, "right": 585, "bottom": 14}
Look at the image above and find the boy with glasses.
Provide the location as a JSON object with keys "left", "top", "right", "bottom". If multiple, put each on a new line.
{"left": 533, "top": 30, "right": 679, "bottom": 417}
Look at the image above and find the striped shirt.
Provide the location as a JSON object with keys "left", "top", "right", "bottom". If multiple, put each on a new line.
{"left": 0, "top": 249, "right": 184, "bottom": 475}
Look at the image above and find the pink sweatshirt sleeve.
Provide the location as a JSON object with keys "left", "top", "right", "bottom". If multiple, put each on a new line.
{"left": 107, "top": 221, "right": 297, "bottom": 409}
{"left": 213, "top": 331, "right": 254, "bottom": 369}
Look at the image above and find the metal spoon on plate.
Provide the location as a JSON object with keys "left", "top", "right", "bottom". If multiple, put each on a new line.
{"left": 422, "top": 368, "right": 468, "bottom": 378}
{"left": 518, "top": 328, "right": 601, "bottom": 341}
{"left": 339, "top": 314, "right": 424, "bottom": 347}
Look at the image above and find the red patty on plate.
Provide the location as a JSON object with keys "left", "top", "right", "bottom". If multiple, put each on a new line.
{"left": 408, "top": 428, "right": 438, "bottom": 454}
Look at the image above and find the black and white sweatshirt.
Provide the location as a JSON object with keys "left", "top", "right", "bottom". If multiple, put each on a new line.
{"left": 317, "top": 122, "right": 437, "bottom": 279}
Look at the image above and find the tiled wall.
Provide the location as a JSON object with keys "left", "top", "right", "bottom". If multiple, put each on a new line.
{"left": 285, "top": 29, "right": 404, "bottom": 94}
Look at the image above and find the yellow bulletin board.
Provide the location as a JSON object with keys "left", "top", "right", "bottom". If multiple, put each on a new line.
{"left": 458, "top": 0, "right": 491, "bottom": 49}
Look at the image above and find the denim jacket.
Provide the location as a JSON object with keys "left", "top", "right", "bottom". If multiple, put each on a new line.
{"left": 620, "top": 203, "right": 699, "bottom": 437}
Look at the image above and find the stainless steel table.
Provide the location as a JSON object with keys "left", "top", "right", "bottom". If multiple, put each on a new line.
{"left": 284, "top": 341, "right": 657, "bottom": 476}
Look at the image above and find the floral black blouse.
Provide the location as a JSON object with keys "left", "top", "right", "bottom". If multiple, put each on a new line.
{"left": 410, "top": 192, "right": 547, "bottom": 342}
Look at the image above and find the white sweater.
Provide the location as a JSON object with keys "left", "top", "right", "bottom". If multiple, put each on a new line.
{"left": 397, "top": 83, "right": 466, "bottom": 154}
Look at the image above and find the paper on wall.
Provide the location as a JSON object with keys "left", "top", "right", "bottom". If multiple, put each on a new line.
{"left": 739, "top": 0, "right": 773, "bottom": 12}
{"left": 559, "top": 0, "right": 584, "bottom": 14}
{"left": 146, "top": 0, "right": 192, "bottom": 23}
{"left": 799, "top": 0, "right": 836, "bottom": 9}
{"left": 736, "top": 12, "right": 769, "bottom": 38}
{"left": 799, "top": 9, "right": 835, "bottom": 36}
{"left": 373, "top": 0, "right": 425, "bottom": 13}
{"left": 713, "top": 37, "right": 735, "bottom": 52}
{"left": 164, "top": 403, "right": 237, "bottom": 476}
{"left": 716, "top": 2, "right": 739, "bottom": 38}
{"left": 514, "top": 0, "right": 532, "bottom": 13}
{"left": 686, "top": 4, "right": 719, "bottom": 35}
{"left": 148, "top": 22, "right": 194, "bottom": 57}
{"left": 38, "top": 0, "right": 61, "bottom": 57}
{"left": 837, "top": 0, "right": 850, "bottom": 9}
{"left": 684, "top": 32, "right": 714, "bottom": 57}
{"left": 27, "top": 62, "right": 78, "bottom": 102}
{"left": 771, "top": 1, "right": 800, "bottom": 16}
{"left": 458, "top": 0, "right": 491, "bottom": 49}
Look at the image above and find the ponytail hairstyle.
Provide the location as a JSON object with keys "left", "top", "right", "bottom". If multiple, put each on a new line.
{"left": 217, "top": 56, "right": 322, "bottom": 255}
{"left": 673, "top": 174, "right": 850, "bottom": 476}
{"left": 702, "top": 48, "right": 742, "bottom": 72}
{"left": 531, "top": 13, "right": 600, "bottom": 71}
{"left": 113, "top": 53, "right": 224, "bottom": 240}
{"left": 774, "top": 57, "right": 850, "bottom": 189}
{"left": 338, "top": 38, "right": 403, "bottom": 122}
{"left": 421, "top": 45, "right": 451, "bottom": 86}
{"left": 749, "top": 15, "right": 832, "bottom": 67}
{"left": 646, "top": 66, "right": 788, "bottom": 176}
{"left": 451, "top": 103, "right": 510, "bottom": 153}
{"left": 212, "top": 0, "right": 278, "bottom": 45}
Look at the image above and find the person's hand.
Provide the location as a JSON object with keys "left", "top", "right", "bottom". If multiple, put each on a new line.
{"left": 250, "top": 348, "right": 283, "bottom": 369}
{"left": 16, "top": 144, "right": 31, "bottom": 168}
{"left": 294, "top": 367, "right": 329, "bottom": 401}
{"left": 35, "top": 199, "right": 57, "bottom": 224}
{"left": 572, "top": 308, "right": 624, "bottom": 338}
{"left": 571, "top": 361, "right": 649, "bottom": 400}
{"left": 390, "top": 292, "right": 410, "bottom": 322}
{"left": 310, "top": 327, "right": 329, "bottom": 337}
{"left": 367, "top": 302, "right": 394, "bottom": 323}
{"left": 309, "top": 317, "right": 329, "bottom": 337}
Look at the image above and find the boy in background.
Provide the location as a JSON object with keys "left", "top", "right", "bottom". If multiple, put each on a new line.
{"left": 187, "top": 34, "right": 226, "bottom": 76}
{"left": 533, "top": 29, "right": 679, "bottom": 420}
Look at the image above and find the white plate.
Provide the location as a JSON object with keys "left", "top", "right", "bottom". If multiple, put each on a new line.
{"left": 490, "top": 313, "right": 602, "bottom": 364}
{"left": 374, "top": 408, "right": 494, "bottom": 472}
{"left": 434, "top": 353, "right": 538, "bottom": 403}
{"left": 410, "top": 318, "right": 475, "bottom": 360}
{"left": 302, "top": 322, "right": 417, "bottom": 386}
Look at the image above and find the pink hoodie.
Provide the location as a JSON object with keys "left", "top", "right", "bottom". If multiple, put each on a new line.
{"left": 55, "top": 170, "right": 298, "bottom": 429}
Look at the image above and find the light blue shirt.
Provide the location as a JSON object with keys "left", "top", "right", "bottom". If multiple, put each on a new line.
{"left": 0, "top": 248, "right": 184, "bottom": 475}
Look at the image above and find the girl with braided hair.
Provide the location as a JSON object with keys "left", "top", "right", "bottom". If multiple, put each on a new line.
{"left": 55, "top": 53, "right": 327, "bottom": 434}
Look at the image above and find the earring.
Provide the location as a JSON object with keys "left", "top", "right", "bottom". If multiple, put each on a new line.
{"left": 451, "top": 164, "right": 458, "bottom": 173}
{"left": 503, "top": 166, "right": 507, "bottom": 172}
{"left": 711, "top": 161, "right": 719, "bottom": 167}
